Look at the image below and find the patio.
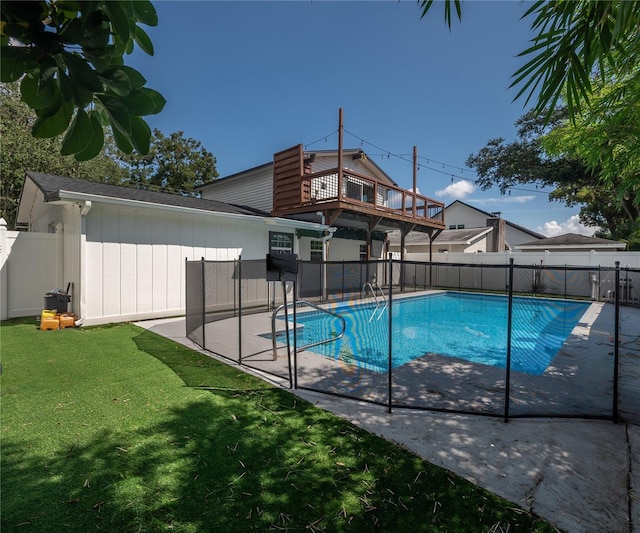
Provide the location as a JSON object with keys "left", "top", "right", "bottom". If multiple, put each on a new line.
{"left": 137, "top": 303, "right": 640, "bottom": 532}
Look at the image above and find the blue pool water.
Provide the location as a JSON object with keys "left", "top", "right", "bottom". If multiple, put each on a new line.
{"left": 273, "top": 292, "right": 590, "bottom": 375}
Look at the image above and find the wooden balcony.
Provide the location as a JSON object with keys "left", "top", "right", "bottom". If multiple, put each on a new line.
{"left": 271, "top": 144, "right": 445, "bottom": 233}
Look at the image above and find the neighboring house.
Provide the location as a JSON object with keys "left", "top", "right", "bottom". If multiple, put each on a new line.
{"left": 443, "top": 200, "right": 544, "bottom": 251}
{"left": 198, "top": 144, "right": 445, "bottom": 262}
{"left": 515, "top": 233, "right": 627, "bottom": 252}
{"left": 388, "top": 201, "right": 543, "bottom": 257}
{"left": 10, "top": 171, "right": 327, "bottom": 324}
{"left": 388, "top": 227, "right": 493, "bottom": 255}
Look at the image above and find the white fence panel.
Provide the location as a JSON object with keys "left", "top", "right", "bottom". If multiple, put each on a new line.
{"left": 1, "top": 230, "right": 61, "bottom": 319}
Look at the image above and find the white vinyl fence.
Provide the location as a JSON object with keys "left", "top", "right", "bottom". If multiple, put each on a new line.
{"left": 1, "top": 224, "right": 62, "bottom": 320}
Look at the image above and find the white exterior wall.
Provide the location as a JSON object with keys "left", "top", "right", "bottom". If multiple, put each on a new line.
{"left": 80, "top": 202, "right": 289, "bottom": 325}
{"left": 200, "top": 166, "right": 273, "bottom": 212}
{"left": 327, "top": 238, "right": 363, "bottom": 261}
{"left": 5, "top": 188, "right": 314, "bottom": 323}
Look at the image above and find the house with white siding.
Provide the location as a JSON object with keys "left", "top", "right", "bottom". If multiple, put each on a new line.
{"left": 7, "top": 171, "right": 327, "bottom": 324}
{"left": 387, "top": 200, "right": 544, "bottom": 258}
{"left": 198, "top": 144, "right": 446, "bottom": 262}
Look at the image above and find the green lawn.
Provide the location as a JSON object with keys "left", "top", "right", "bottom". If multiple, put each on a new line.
{"left": 0, "top": 318, "right": 555, "bottom": 532}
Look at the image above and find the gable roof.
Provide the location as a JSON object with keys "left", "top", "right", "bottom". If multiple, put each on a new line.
{"left": 446, "top": 200, "right": 544, "bottom": 239}
{"left": 516, "top": 233, "right": 627, "bottom": 249}
{"left": 19, "top": 171, "right": 270, "bottom": 221}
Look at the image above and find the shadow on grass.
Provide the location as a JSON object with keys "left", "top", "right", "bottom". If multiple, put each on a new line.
{"left": 132, "top": 329, "right": 273, "bottom": 390}
{"left": 1, "top": 389, "right": 553, "bottom": 532}
{"left": 1, "top": 325, "right": 554, "bottom": 532}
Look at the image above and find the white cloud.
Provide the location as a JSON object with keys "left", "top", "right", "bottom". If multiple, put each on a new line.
{"left": 538, "top": 215, "right": 597, "bottom": 237}
{"left": 468, "top": 195, "right": 536, "bottom": 205}
{"left": 435, "top": 180, "right": 475, "bottom": 199}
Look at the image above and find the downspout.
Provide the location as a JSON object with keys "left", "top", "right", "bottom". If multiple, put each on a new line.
{"left": 317, "top": 211, "right": 335, "bottom": 301}
{"left": 77, "top": 200, "right": 92, "bottom": 325}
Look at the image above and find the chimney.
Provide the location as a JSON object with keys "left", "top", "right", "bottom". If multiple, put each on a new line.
{"left": 487, "top": 217, "right": 506, "bottom": 252}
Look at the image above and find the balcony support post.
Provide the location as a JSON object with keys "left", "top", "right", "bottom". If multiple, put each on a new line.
{"left": 337, "top": 108, "right": 344, "bottom": 202}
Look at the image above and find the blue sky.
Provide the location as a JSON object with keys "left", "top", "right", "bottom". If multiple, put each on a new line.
{"left": 127, "top": 1, "right": 593, "bottom": 237}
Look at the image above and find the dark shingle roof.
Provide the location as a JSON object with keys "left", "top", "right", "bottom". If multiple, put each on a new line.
{"left": 518, "top": 233, "right": 626, "bottom": 247}
{"left": 25, "top": 171, "right": 270, "bottom": 217}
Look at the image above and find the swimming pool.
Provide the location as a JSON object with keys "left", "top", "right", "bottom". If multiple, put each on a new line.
{"left": 273, "top": 292, "right": 591, "bottom": 375}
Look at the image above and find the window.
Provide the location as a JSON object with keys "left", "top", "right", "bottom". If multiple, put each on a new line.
{"left": 310, "top": 240, "right": 323, "bottom": 261}
{"left": 457, "top": 224, "right": 465, "bottom": 229}
{"left": 449, "top": 225, "right": 456, "bottom": 229}
{"left": 360, "top": 244, "right": 367, "bottom": 261}
{"left": 269, "top": 232, "right": 293, "bottom": 255}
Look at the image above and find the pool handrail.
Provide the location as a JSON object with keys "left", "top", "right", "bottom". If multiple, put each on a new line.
{"left": 362, "top": 282, "right": 388, "bottom": 321}
{"left": 271, "top": 299, "right": 346, "bottom": 360}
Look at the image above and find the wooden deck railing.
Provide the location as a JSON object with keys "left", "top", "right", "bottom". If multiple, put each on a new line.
{"left": 299, "top": 168, "right": 445, "bottom": 224}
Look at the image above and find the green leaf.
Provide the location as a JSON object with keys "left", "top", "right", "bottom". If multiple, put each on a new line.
{"left": 142, "top": 88, "right": 166, "bottom": 114}
{"left": 84, "top": 47, "right": 113, "bottom": 73}
{"left": 58, "top": 70, "right": 73, "bottom": 101}
{"left": 32, "top": 100, "right": 74, "bottom": 138}
{"left": 1, "top": 46, "right": 30, "bottom": 82}
{"left": 101, "top": 67, "right": 132, "bottom": 96}
{"left": 62, "top": 51, "right": 103, "bottom": 92}
{"left": 133, "top": 1, "right": 158, "bottom": 26}
{"left": 74, "top": 115, "right": 105, "bottom": 161}
{"left": 97, "top": 93, "right": 131, "bottom": 133}
{"left": 121, "top": 89, "right": 154, "bottom": 115}
{"left": 134, "top": 26, "right": 154, "bottom": 55}
{"left": 20, "top": 74, "right": 57, "bottom": 110}
{"left": 129, "top": 116, "right": 151, "bottom": 154}
{"left": 104, "top": 1, "right": 133, "bottom": 43}
{"left": 38, "top": 55, "right": 58, "bottom": 85}
{"left": 59, "top": 18, "right": 84, "bottom": 44}
{"left": 111, "top": 124, "right": 133, "bottom": 153}
{"left": 118, "top": 65, "right": 147, "bottom": 89}
{"left": 60, "top": 109, "right": 93, "bottom": 155}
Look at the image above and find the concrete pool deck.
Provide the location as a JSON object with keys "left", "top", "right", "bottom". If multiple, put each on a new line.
{"left": 136, "top": 303, "right": 640, "bottom": 533}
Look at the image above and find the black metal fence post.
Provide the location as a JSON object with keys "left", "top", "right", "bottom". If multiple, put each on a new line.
{"left": 504, "top": 258, "right": 514, "bottom": 422}
{"left": 293, "top": 279, "right": 298, "bottom": 390}
{"left": 388, "top": 255, "right": 393, "bottom": 414}
{"left": 282, "top": 280, "right": 293, "bottom": 389}
{"left": 238, "top": 256, "right": 243, "bottom": 363}
{"left": 613, "top": 261, "right": 620, "bottom": 422}
{"left": 201, "top": 257, "right": 206, "bottom": 350}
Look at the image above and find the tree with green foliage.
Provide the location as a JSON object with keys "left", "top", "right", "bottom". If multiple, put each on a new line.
{"left": 0, "top": 0, "right": 165, "bottom": 160}
{"left": 117, "top": 129, "right": 219, "bottom": 194}
{"left": 1, "top": 81, "right": 126, "bottom": 229}
{"left": 419, "top": 0, "right": 640, "bottom": 120}
{"left": 542, "top": 72, "right": 640, "bottom": 248}
{"left": 421, "top": 0, "right": 640, "bottom": 248}
{"left": 466, "top": 107, "right": 639, "bottom": 249}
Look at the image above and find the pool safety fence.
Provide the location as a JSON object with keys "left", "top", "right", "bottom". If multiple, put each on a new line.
{"left": 185, "top": 257, "right": 640, "bottom": 423}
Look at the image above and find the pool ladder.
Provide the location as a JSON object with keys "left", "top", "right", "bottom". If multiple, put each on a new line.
{"left": 271, "top": 300, "right": 346, "bottom": 360}
{"left": 362, "top": 282, "right": 388, "bottom": 322}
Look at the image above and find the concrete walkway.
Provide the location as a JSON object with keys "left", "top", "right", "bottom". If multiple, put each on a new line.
{"left": 136, "top": 316, "right": 639, "bottom": 533}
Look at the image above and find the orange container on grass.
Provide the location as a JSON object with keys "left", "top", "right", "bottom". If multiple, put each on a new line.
{"left": 40, "top": 317, "right": 59, "bottom": 331}
{"left": 58, "top": 313, "right": 76, "bottom": 329}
